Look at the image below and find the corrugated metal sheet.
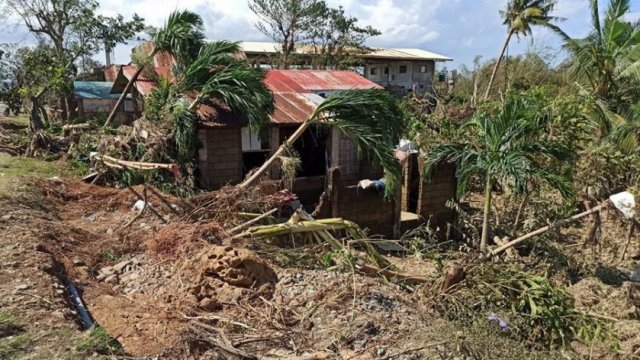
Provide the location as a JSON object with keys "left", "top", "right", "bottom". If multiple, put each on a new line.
{"left": 103, "top": 65, "right": 120, "bottom": 82}
{"left": 74, "top": 81, "right": 121, "bottom": 99}
{"left": 364, "top": 48, "right": 452, "bottom": 61}
{"left": 265, "top": 70, "right": 381, "bottom": 124}
{"left": 265, "top": 70, "right": 382, "bottom": 93}
{"left": 271, "top": 92, "right": 322, "bottom": 124}
{"left": 121, "top": 65, "right": 156, "bottom": 96}
{"left": 239, "top": 41, "right": 452, "bottom": 61}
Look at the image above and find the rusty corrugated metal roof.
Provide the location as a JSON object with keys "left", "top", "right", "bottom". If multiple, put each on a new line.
{"left": 103, "top": 65, "right": 120, "bottom": 82}
{"left": 265, "top": 70, "right": 381, "bottom": 124}
{"left": 265, "top": 70, "right": 382, "bottom": 93}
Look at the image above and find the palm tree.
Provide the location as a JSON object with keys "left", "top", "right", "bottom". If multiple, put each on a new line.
{"left": 103, "top": 10, "right": 205, "bottom": 128}
{"left": 240, "top": 89, "right": 405, "bottom": 197}
{"left": 560, "top": 0, "right": 640, "bottom": 133}
{"left": 161, "top": 41, "right": 274, "bottom": 163}
{"left": 425, "top": 97, "right": 574, "bottom": 250}
{"left": 484, "top": 0, "right": 563, "bottom": 100}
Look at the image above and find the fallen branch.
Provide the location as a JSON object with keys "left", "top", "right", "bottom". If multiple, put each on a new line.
{"left": 189, "top": 321, "right": 257, "bottom": 359}
{"left": 621, "top": 221, "right": 636, "bottom": 261}
{"left": 62, "top": 123, "right": 92, "bottom": 135}
{"left": 356, "top": 263, "right": 430, "bottom": 285}
{"left": 92, "top": 154, "right": 178, "bottom": 172}
{"left": 491, "top": 200, "right": 611, "bottom": 256}
{"left": 229, "top": 208, "right": 278, "bottom": 234}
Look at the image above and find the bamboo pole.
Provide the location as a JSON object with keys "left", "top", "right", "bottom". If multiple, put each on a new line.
{"left": 93, "top": 154, "right": 177, "bottom": 172}
{"left": 490, "top": 200, "right": 610, "bottom": 256}
{"left": 229, "top": 208, "right": 278, "bottom": 234}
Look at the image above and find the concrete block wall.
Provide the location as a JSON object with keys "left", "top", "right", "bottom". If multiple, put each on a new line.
{"left": 328, "top": 168, "right": 399, "bottom": 238}
{"left": 417, "top": 162, "right": 457, "bottom": 232}
{"left": 197, "top": 127, "right": 243, "bottom": 189}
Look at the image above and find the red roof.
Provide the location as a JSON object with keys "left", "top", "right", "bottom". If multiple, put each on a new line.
{"left": 265, "top": 70, "right": 382, "bottom": 93}
{"left": 103, "top": 65, "right": 120, "bottom": 82}
{"left": 265, "top": 70, "right": 382, "bottom": 125}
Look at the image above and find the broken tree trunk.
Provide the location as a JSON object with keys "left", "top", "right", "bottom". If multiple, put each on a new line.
{"left": 490, "top": 200, "right": 610, "bottom": 256}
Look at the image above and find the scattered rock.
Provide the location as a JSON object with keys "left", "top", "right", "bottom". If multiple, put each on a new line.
{"left": 72, "top": 258, "right": 85, "bottom": 266}
{"left": 113, "top": 260, "right": 131, "bottom": 273}
{"left": 15, "top": 284, "right": 30, "bottom": 290}
{"left": 105, "top": 275, "right": 118, "bottom": 284}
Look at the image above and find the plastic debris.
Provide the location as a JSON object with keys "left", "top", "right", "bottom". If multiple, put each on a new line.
{"left": 488, "top": 312, "right": 509, "bottom": 330}
{"left": 609, "top": 191, "right": 636, "bottom": 219}
{"left": 132, "top": 200, "right": 147, "bottom": 212}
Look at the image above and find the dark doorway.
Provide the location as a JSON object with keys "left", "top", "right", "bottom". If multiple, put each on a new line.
{"left": 290, "top": 125, "right": 329, "bottom": 177}
{"left": 242, "top": 151, "right": 270, "bottom": 176}
{"left": 407, "top": 154, "right": 420, "bottom": 213}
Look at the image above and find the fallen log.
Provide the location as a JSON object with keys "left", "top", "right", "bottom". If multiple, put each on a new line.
{"left": 92, "top": 154, "right": 178, "bottom": 173}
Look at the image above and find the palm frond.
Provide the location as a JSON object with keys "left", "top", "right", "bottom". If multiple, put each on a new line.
{"left": 154, "top": 10, "right": 206, "bottom": 64}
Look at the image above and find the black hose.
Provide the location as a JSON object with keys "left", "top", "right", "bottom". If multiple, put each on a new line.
{"left": 65, "top": 279, "right": 94, "bottom": 329}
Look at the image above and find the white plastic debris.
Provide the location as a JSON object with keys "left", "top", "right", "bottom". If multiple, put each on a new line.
{"left": 132, "top": 200, "right": 147, "bottom": 212}
{"left": 609, "top": 191, "right": 636, "bottom": 219}
{"left": 397, "top": 139, "right": 418, "bottom": 153}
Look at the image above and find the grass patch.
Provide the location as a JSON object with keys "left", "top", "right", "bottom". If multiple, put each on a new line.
{"left": 0, "top": 114, "right": 29, "bottom": 129}
{"left": 74, "top": 326, "right": 121, "bottom": 356}
{"left": 0, "top": 153, "right": 67, "bottom": 195}
{"left": 0, "top": 334, "right": 30, "bottom": 359}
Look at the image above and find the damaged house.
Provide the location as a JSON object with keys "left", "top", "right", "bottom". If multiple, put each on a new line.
{"left": 104, "top": 44, "right": 456, "bottom": 238}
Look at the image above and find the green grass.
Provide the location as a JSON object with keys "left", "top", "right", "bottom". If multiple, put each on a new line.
{"left": 0, "top": 312, "right": 16, "bottom": 330}
{"left": 0, "top": 114, "right": 30, "bottom": 129}
{"left": 0, "top": 153, "right": 65, "bottom": 195}
{"left": 0, "top": 334, "right": 31, "bottom": 360}
{"left": 74, "top": 326, "right": 121, "bottom": 356}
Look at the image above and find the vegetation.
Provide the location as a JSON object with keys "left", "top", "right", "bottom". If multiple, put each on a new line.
{"left": 74, "top": 326, "right": 121, "bottom": 355}
{"left": 484, "top": 0, "right": 564, "bottom": 99}
{"left": 104, "top": 9, "right": 205, "bottom": 127}
{"left": 249, "top": 0, "right": 380, "bottom": 69}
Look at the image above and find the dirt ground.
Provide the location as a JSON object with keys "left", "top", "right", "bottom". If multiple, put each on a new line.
{"left": 1, "top": 112, "right": 640, "bottom": 359}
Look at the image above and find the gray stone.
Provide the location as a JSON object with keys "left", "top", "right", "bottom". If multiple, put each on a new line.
{"left": 113, "top": 260, "right": 131, "bottom": 273}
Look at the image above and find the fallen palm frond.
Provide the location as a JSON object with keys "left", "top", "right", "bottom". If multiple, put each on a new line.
{"left": 236, "top": 211, "right": 391, "bottom": 270}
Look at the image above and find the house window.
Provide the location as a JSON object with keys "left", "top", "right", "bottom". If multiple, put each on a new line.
{"left": 399, "top": 65, "right": 408, "bottom": 74}
{"left": 420, "top": 65, "right": 427, "bottom": 73}
{"left": 241, "top": 127, "right": 262, "bottom": 151}
{"left": 370, "top": 67, "right": 378, "bottom": 76}
{"left": 384, "top": 67, "right": 389, "bottom": 75}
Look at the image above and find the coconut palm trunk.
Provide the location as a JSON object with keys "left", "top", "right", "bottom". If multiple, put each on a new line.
{"left": 484, "top": 30, "right": 513, "bottom": 100}
{"left": 103, "top": 46, "right": 158, "bottom": 129}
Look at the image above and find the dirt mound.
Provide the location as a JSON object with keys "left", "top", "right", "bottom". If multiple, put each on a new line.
{"left": 187, "top": 246, "right": 278, "bottom": 311}
{"left": 147, "top": 222, "right": 226, "bottom": 258}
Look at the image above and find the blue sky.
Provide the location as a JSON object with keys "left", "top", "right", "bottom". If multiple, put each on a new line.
{"left": 2, "top": 0, "right": 640, "bottom": 70}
